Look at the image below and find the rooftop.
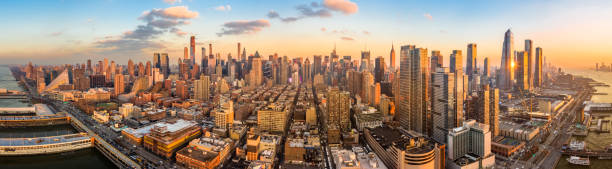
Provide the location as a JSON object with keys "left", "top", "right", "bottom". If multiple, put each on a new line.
{"left": 0, "top": 133, "right": 90, "bottom": 146}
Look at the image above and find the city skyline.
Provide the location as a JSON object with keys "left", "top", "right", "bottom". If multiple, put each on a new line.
{"left": 1, "top": 0, "right": 611, "bottom": 69}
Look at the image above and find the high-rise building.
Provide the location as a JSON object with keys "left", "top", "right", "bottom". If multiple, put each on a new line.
{"left": 327, "top": 88, "right": 351, "bottom": 132}
{"left": 500, "top": 29, "right": 514, "bottom": 90}
{"left": 431, "top": 50, "right": 443, "bottom": 71}
{"left": 257, "top": 104, "right": 287, "bottom": 133}
{"left": 390, "top": 44, "right": 396, "bottom": 70}
{"left": 145, "top": 61, "right": 152, "bottom": 76}
{"left": 374, "top": 56, "right": 386, "bottom": 83}
{"left": 161, "top": 53, "right": 170, "bottom": 78}
{"left": 525, "top": 39, "right": 533, "bottom": 89}
{"left": 466, "top": 43, "right": 477, "bottom": 80}
{"left": 361, "top": 51, "right": 371, "bottom": 71}
{"left": 483, "top": 57, "right": 490, "bottom": 77}
{"left": 467, "top": 86, "right": 489, "bottom": 126}
{"left": 446, "top": 120, "right": 495, "bottom": 168}
{"left": 515, "top": 51, "right": 528, "bottom": 91}
{"left": 303, "top": 58, "right": 311, "bottom": 83}
{"left": 153, "top": 53, "right": 161, "bottom": 69}
{"left": 175, "top": 80, "right": 188, "bottom": 99}
{"left": 534, "top": 47, "right": 543, "bottom": 87}
{"left": 237, "top": 42, "right": 242, "bottom": 61}
{"left": 489, "top": 87, "right": 499, "bottom": 137}
{"left": 214, "top": 100, "right": 234, "bottom": 129}
{"left": 251, "top": 57, "right": 263, "bottom": 86}
{"left": 313, "top": 55, "right": 322, "bottom": 75}
{"left": 190, "top": 36, "right": 195, "bottom": 65}
{"left": 432, "top": 67, "right": 455, "bottom": 143}
{"left": 128, "top": 59, "right": 135, "bottom": 78}
{"left": 397, "top": 45, "right": 428, "bottom": 133}
{"left": 184, "top": 47, "right": 189, "bottom": 60}
{"left": 114, "top": 74, "right": 124, "bottom": 96}
{"left": 450, "top": 50, "right": 464, "bottom": 129}
{"left": 194, "top": 75, "right": 209, "bottom": 101}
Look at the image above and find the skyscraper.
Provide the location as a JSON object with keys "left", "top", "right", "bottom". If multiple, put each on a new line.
{"left": 128, "top": 59, "right": 134, "bottom": 78}
{"left": 161, "top": 53, "right": 170, "bottom": 78}
{"left": 534, "top": 47, "right": 543, "bottom": 87}
{"left": 483, "top": 57, "right": 490, "bottom": 77}
{"left": 390, "top": 44, "right": 396, "bottom": 70}
{"left": 432, "top": 67, "right": 455, "bottom": 143}
{"left": 466, "top": 43, "right": 477, "bottom": 80}
{"left": 374, "top": 56, "right": 385, "bottom": 83}
{"left": 516, "top": 51, "right": 528, "bottom": 91}
{"left": 450, "top": 50, "right": 464, "bottom": 129}
{"left": 500, "top": 29, "right": 514, "bottom": 90}
{"left": 190, "top": 36, "right": 195, "bottom": 65}
{"left": 194, "top": 75, "right": 209, "bottom": 101}
{"left": 153, "top": 53, "right": 161, "bottom": 69}
{"left": 489, "top": 87, "right": 500, "bottom": 137}
{"left": 327, "top": 88, "right": 351, "bottom": 132}
{"left": 184, "top": 47, "right": 189, "bottom": 60}
{"left": 237, "top": 42, "right": 242, "bottom": 61}
{"left": 114, "top": 74, "right": 124, "bottom": 96}
{"left": 251, "top": 56, "right": 263, "bottom": 86}
{"left": 397, "top": 45, "right": 428, "bottom": 133}
{"left": 525, "top": 39, "right": 533, "bottom": 90}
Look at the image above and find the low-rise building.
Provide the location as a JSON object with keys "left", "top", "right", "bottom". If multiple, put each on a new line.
{"left": 175, "top": 136, "right": 234, "bottom": 169}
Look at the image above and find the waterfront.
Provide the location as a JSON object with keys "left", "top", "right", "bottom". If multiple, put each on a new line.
{"left": 0, "top": 65, "right": 118, "bottom": 169}
{"left": 556, "top": 69, "right": 612, "bottom": 169}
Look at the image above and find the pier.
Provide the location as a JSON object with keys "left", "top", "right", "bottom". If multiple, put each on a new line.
{"left": 0, "top": 133, "right": 93, "bottom": 156}
{"left": 0, "top": 113, "right": 71, "bottom": 127}
{"left": 562, "top": 150, "right": 612, "bottom": 158}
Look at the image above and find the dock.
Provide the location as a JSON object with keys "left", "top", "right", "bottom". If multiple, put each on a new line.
{"left": 0, "top": 133, "right": 93, "bottom": 156}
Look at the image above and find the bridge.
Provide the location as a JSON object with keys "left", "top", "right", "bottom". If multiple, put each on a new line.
{"left": 0, "top": 113, "right": 70, "bottom": 127}
{"left": 0, "top": 133, "right": 93, "bottom": 156}
{"left": 561, "top": 150, "right": 612, "bottom": 158}
{"left": 68, "top": 113, "right": 141, "bottom": 169}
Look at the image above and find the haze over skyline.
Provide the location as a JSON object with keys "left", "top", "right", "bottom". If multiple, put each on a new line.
{"left": 1, "top": 0, "right": 611, "bottom": 69}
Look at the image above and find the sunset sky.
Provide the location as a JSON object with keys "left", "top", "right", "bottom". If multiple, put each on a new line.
{"left": 0, "top": 0, "right": 611, "bottom": 69}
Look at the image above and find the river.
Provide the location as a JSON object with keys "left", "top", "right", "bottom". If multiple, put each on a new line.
{"left": 0, "top": 65, "right": 117, "bottom": 169}
{"left": 555, "top": 69, "right": 612, "bottom": 169}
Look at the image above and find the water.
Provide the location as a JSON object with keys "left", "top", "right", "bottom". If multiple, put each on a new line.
{"left": 556, "top": 69, "right": 612, "bottom": 169}
{"left": 0, "top": 65, "right": 118, "bottom": 169}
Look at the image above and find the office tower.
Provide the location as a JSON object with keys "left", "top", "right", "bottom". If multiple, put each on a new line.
{"left": 194, "top": 75, "right": 209, "bottom": 101}
{"left": 208, "top": 44, "right": 212, "bottom": 57}
{"left": 525, "top": 39, "right": 533, "bottom": 89}
{"left": 390, "top": 44, "right": 396, "bottom": 70}
{"left": 361, "top": 51, "right": 371, "bottom": 70}
{"left": 483, "top": 57, "right": 490, "bottom": 77}
{"left": 431, "top": 50, "right": 443, "bottom": 70}
{"left": 449, "top": 50, "right": 465, "bottom": 132}
{"left": 535, "top": 47, "right": 543, "bottom": 87}
{"left": 313, "top": 55, "right": 322, "bottom": 75}
{"left": 500, "top": 29, "right": 514, "bottom": 90}
{"left": 362, "top": 72, "right": 374, "bottom": 104}
{"left": 281, "top": 56, "right": 288, "bottom": 84}
{"left": 303, "top": 58, "right": 311, "bottom": 83}
{"left": 127, "top": 59, "right": 135, "bottom": 78}
{"left": 369, "top": 83, "right": 381, "bottom": 106}
{"left": 374, "top": 56, "right": 386, "bottom": 83}
{"left": 489, "top": 87, "right": 499, "bottom": 137}
{"left": 145, "top": 61, "right": 151, "bottom": 76}
{"left": 466, "top": 43, "right": 477, "bottom": 81}
{"left": 251, "top": 56, "right": 263, "bottom": 86}
{"left": 241, "top": 48, "right": 246, "bottom": 62}
{"left": 137, "top": 62, "right": 145, "bottom": 77}
{"left": 153, "top": 53, "right": 161, "bottom": 69}
{"left": 432, "top": 67, "right": 455, "bottom": 143}
{"left": 516, "top": 51, "right": 528, "bottom": 91}
{"left": 327, "top": 88, "right": 351, "bottom": 132}
{"left": 347, "top": 70, "right": 363, "bottom": 97}
{"left": 89, "top": 74, "right": 106, "bottom": 88}
{"left": 190, "top": 36, "right": 195, "bottom": 65}
{"left": 467, "top": 86, "right": 489, "bottom": 126}
{"left": 183, "top": 47, "right": 189, "bottom": 60}
{"left": 161, "top": 53, "right": 169, "bottom": 78}
{"left": 103, "top": 58, "right": 108, "bottom": 73}
{"left": 114, "top": 74, "right": 124, "bottom": 96}
{"left": 397, "top": 45, "right": 428, "bottom": 133}
{"left": 447, "top": 120, "right": 495, "bottom": 168}
{"left": 87, "top": 59, "right": 92, "bottom": 73}
{"left": 237, "top": 42, "right": 242, "bottom": 61}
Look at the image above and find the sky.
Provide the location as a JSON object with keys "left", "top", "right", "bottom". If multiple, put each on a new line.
{"left": 0, "top": 0, "right": 611, "bottom": 69}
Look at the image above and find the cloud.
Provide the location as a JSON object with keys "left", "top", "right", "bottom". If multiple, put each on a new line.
{"left": 92, "top": 6, "right": 198, "bottom": 56}
{"left": 323, "top": 0, "right": 358, "bottom": 15}
{"left": 163, "top": 0, "right": 181, "bottom": 5}
{"left": 424, "top": 13, "right": 433, "bottom": 20}
{"left": 440, "top": 30, "right": 447, "bottom": 34}
{"left": 296, "top": 4, "right": 332, "bottom": 17}
{"left": 217, "top": 19, "right": 270, "bottom": 37}
{"left": 362, "top": 30, "right": 370, "bottom": 35}
{"left": 49, "top": 31, "right": 63, "bottom": 37}
{"left": 214, "top": 5, "right": 232, "bottom": 11}
{"left": 268, "top": 0, "right": 357, "bottom": 23}
{"left": 340, "top": 36, "right": 354, "bottom": 41}
{"left": 321, "top": 27, "right": 327, "bottom": 32}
